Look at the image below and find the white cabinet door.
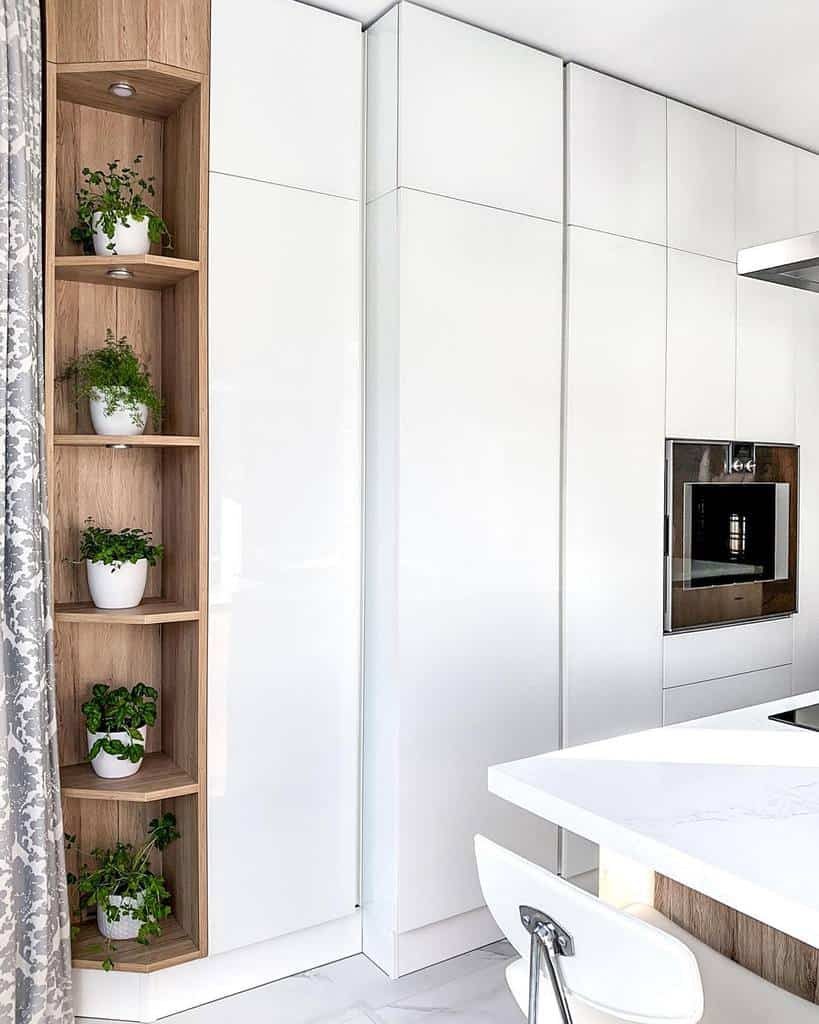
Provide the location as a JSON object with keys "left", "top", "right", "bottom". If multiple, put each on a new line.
{"left": 666, "top": 249, "right": 736, "bottom": 440}
{"left": 367, "top": 3, "right": 563, "bottom": 219}
{"left": 736, "top": 128, "right": 797, "bottom": 250}
{"left": 397, "top": 191, "right": 562, "bottom": 929}
{"left": 663, "top": 617, "right": 793, "bottom": 689}
{"left": 566, "top": 65, "right": 666, "bottom": 244}
{"left": 211, "top": 0, "right": 362, "bottom": 198}
{"left": 208, "top": 173, "right": 362, "bottom": 954}
{"left": 793, "top": 288, "right": 819, "bottom": 694}
{"left": 364, "top": 190, "right": 562, "bottom": 971}
{"left": 663, "top": 665, "right": 792, "bottom": 725}
{"left": 667, "top": 101, "right": 736, "bottom": 261}
{"left": 796, "top": 149, "right": 819, "bottom": 235}
{"left": 564, "top": 226, "right": 666, "bottom": 749}
{"left": 735, "top": 276, "right": 796, "bottom": 443}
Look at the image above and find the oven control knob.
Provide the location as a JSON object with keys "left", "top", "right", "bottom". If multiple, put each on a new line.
{"left": 745, "top": 460, "right": 756, "bottom": 473}
{"left": 732, "top": 459, "right": 744, "bottom": 472}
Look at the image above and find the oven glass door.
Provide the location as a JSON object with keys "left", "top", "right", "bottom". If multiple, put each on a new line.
{"left": 681, "top": 482, "right": 790, "bottom": 589}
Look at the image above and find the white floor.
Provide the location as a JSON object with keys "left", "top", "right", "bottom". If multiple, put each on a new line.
{"left": 78, "top": 941, "right": 523, "bottom": 1024}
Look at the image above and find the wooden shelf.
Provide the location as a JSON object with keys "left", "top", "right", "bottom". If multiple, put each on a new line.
{"left": 55, "top": 434, "right": 200, "bottom": 448}
{"left": 56, "top": 61, "right": 202, "bottom": 121}
{"left": 61, "top": 753, "right": 198, "bottom": 803}
{"left": 71, "top": 914, "right": 201, "bottom": 973}
{"left": 54, "top": 255, "right": 199, "bottom": 290}
{"left": 55, "top": 600, "right": 200, "bottom": 625}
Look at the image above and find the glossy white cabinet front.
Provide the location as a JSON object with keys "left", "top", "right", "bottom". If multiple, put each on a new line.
{"left": 210, "top": 0, "right": 362, "bottom": 199}
{"left": 736, "top": 127, "right": 797, "bottom": 250}
{"left": 566, "top": 65, "right": 666, "bottom": 244}
{"left": 736, "top": 275, "right": 796, "bottom": 443}
{"left": 364, "top": 188, "right": 562, "bottom": 967}
{"left": 666, "top": 249, "right": 736, "bottom": 440}
{"left": 563, "top": 226, "right": 666, "bottom": 749}
{"left": 367, "top": 2, "right": 563, "bottom": 219}
{"left": 208, "top": 172, "right": 362, "bottom": 954}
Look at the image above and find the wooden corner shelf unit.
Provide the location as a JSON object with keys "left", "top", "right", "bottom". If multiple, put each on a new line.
{"left": 44, "top": 0, "right": 211, "bottom": 973}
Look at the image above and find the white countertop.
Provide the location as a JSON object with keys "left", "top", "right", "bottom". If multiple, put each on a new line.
{"left": 489, "top": 692, "right": 819, "bottom": 948}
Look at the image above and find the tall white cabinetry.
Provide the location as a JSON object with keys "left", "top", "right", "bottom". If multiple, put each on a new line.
{"left": 208, "top": 0, "right": 363, "bottom": 965}
{"left": 364, "top": 3, "right": 563, "bottom": 977}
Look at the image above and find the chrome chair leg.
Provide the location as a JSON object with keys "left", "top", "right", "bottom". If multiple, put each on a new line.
{"left": 521, "top": 906, "right": 575, "bottom": 1024}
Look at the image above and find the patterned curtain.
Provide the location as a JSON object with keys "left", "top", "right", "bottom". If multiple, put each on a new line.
{"left": 0, "top": 2, "right": 74, "bottom": 1022}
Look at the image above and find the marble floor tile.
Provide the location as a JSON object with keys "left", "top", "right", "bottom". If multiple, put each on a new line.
{"left": 77, "top": 941, "right": 522, "bottom": 1024}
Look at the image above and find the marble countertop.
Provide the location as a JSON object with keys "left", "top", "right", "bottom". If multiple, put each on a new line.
{"left": 489, "top": 692, "right": 819, "bottom": 948}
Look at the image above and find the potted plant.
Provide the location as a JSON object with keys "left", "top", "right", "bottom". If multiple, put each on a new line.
{"left": 83, "top": 683, "right": 158, "bottom": 779}
{"left": 80, "top": 518, "right": 164, "bottom": 610}
{"left": 66, "top": 813, "right": 180, "bottom": 971}
{"left": 59, "top": 330, "right": 162, "bottom": 436}
{"left": 70, "top": 155, "right": 172, "bottom": 256}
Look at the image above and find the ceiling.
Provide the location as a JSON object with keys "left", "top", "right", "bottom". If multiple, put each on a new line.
{"left": 307, "top": 0, "right": 819, "bottom": 151}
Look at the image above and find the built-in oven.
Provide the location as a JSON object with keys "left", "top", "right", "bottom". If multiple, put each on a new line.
{"left": 665, "top": 440, "right": 798, "bottom": 632}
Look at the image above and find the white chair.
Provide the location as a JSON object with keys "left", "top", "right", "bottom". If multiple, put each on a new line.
{"left": 475, "top": 834, "right": 817, "bottom": 1024}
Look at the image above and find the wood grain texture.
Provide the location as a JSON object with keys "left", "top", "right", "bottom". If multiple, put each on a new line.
{"left": 57, "top": 61, "right": 201, "bottom": 120}
{"left": 55, "top": 621, "right": 162, "bottom": 766}
{"left": 61, "top": 752, "right": 198, "bottom": 802}
{"left": 46, "top": 0, "right": 210, "bottom": 971}
{"left": 147, "top": 0, "right": 210, "bottom": 74}
{"left": 655, "top": 874, "right": 819, "bottom": 1003}
{"left": 56, "top": 100, "right": 164, "bottom": 257}
{"left": 55, "top": 600, "right": 199, "bottom": 625}
{"left": 55, "top": 434, "right": 200, "bottom": 447}
{"left": 52, "top": 446, "right": 163, "bottom": 605}
{"left": 53, "top": 0, "right": 148, "bottom": 64}
{"left": 52, "top": 0, "right": 210, "bottom": 74}
{"left": 72, "top": 913, "right": 199, "bottom": 972}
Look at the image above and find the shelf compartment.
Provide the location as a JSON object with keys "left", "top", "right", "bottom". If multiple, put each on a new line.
{"left": 55, "top": 600, "right": 199, "bottom": 625}
{"left": 71, "top": 914, "right": 201, "bottom": 973}
{"left": 54, "top": 255, "right": 199, "bottom": 290}
{"left": 56, "top": 61, "right": 202, "bottom": 121}
{"left": 55, "top": 435, "right": 200, "bottom": 447}
{"left": 61, "top": 752, "right": 198, "bottom": 802}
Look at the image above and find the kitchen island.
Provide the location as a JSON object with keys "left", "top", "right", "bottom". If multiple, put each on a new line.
{"left": 489, "top": 693, "right": 819, "bottom": 1003}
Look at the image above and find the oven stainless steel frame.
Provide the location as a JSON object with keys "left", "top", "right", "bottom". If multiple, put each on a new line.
{"left": 664, "top": 439, "right": 799, "bottom": 633}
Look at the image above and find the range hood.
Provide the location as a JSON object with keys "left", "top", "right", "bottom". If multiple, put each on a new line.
{"left": 738, "top": 232, "right": 819, "bottom": 292}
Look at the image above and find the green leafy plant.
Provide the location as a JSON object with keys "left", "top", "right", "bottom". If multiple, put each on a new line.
{"left": 79, "top": 518, "right": 164, "bottom": 569}
{"left": 66, "top": 814, "right": 181, "bottom": 971}
{"left": 83, "top": 683, "right": 158, "bottom": 764}
{"left": 70, "top": 155, "right": 172, "bottom": 254}
{"left": 59, "top": 329, "right": 163, "bottom": 430}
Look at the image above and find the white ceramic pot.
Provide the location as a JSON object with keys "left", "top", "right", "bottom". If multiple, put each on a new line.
{"left": 87, "top": 558, "right": 148, "bottom": 610}
{"left": 92, "top": 212, "right": 150, "bottom": 256}
{"left": 97, "top": 893, "right": 144, "bottom": 941}
{"left": 89, "top": 391, "right": 148, "bottom": 436}
{"left": 87, "top": 725, "right": 147, "bottom": 779}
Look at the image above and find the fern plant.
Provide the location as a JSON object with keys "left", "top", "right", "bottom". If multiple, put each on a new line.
{"left": 59, "top": 329, "right": 163, "bottom": 430}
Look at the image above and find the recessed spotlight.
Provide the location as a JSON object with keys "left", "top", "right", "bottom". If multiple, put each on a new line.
{"left": 108, "top": 81, "right": 136, "bottom": 99}
{"left": 106, "top": 267, "right": 133, "bottom": 280}
{"left": 106, "top": 443, "right": 130, "bottom": 450}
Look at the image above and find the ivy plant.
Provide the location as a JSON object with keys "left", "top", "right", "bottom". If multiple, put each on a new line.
{"left": 83, "top": 683, "right": 158, "bottom": 763}
{"left": 59, "top": 329, "right": 163, "bottom": 429}
{"left": 70, "top": 155, "right": 172, "bottom": 254}
{"left": 66, "top": 814, "right": 181, "bottom": 971}
{"left": 79, "top": 519, "right": 164, "bottom": 569}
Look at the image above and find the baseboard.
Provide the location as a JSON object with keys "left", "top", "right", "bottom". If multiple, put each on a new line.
{"left": 73, "top": 912, "right": 362, "bottom": 1022}
{"left": 364, "top": 905, "right": 502, "bottom": 979}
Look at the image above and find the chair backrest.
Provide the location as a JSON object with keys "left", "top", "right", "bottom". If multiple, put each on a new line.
{"left": 475, "top": 835, "right": 704, "bottom": 1024}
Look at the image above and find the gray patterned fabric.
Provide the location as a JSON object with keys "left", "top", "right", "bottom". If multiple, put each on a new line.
{"left": 0, "top": 2, "right": 74, "bottom": 1022}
